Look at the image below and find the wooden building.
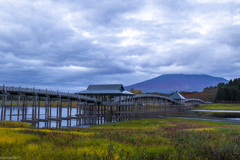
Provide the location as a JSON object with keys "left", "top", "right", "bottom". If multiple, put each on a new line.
{"left": 169, "top": 91, "right": 186, "bottom": 103}
{"left": 76, "top": 84, "right": 135, "bottom": 124}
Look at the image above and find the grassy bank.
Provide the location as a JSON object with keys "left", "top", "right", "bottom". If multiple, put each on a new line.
{"left": 192, "top": 103, "right": 240, "bottom": 110}
{"left": 0, "top": 118, "right": 239, "bottom": 159}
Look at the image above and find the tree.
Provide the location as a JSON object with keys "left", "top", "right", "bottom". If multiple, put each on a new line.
{"left": 137, "top": 90, "right": 143, "bottom": 94}
{"left": 130, "top": 88, "right": 135, "bottom": 93}
{"left": 217, "top": 83, "right": 225, "bottom": 88}
{"left": 229, "top": 79, "right": 233, "bottom": 86}
{"left": 215, "top": 78, "right": 240, "bottom": 103}
{"left": 130, "top": 88, "right": 144, "bottom": 94}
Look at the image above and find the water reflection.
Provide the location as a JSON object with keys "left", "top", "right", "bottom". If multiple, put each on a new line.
{"left": 191, "top": 110, "right": 240, "bottom": 113}
{"left": 191, "top": 110, "right": 240, "bottom": 119}
{"left": 0, "top": 106, "right": 105, "bottom": 128}
{"left": 2, "top": 106, "right": 240, "bottom": 127}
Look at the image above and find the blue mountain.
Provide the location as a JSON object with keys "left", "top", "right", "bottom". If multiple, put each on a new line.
{"left": 125, "top": 74, "right": 228, "bottom": 93}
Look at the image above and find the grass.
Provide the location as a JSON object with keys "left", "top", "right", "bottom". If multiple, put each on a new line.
{"left": 0, "top": 121, "right": 30, "bottom": 128}
{"left": 0, "top": 118, "right": 240, "bottom": 159}
{"left": 192, "top": 103, "right": 240, "bottom": 110}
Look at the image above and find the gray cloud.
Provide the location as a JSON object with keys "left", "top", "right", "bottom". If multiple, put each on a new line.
{"left": 0, "top": 0, "right": 240, "bottom": 92}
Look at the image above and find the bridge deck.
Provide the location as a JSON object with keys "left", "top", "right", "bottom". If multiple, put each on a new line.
{"left": 0, "top": 84, "right": 210, "bottom": 128}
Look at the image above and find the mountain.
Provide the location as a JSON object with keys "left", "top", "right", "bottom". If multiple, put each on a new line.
{"left": 125, "top": 74, "right": 228, "bottom": 93}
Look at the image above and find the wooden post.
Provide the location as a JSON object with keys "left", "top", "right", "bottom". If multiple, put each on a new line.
{"left": 67, "top": 98, "right": 70, "bottom": 126}
{"left": 38, "top": 96, "right": 40, "bottom": 128}
{"left": 59, "top": 97, "right": 62, "bottom": 127}
{"left": 45, "top": 96, "right": 49, "bottom": 128}
{"left": 31, "top": 96, "right": 35, "bottom": 127}
{"left": 56, "top": 97, "right": 59, "bottom": 128}
{"left": 17, "top": 95, "right": 20, "bottom": 121}
{"left": 24, "top": 95, "right": 27, "bottom": 121}
{"left": 79, "top": 99, "right": 81, "bottom": 125}
{"left": 10, "top": 94, "right": 13, "bottom": 121}
{"left": 100, "top": 95, "right": 102, "bottom": 125}
{"left": 84, "top": 104, "right": 86, "bottom": 125}
{"left": 0, "top": 94, "right": 2, "bottom": 121}
{"left": 34, "top": 96, "right": 37, "bottom": 126}
{"left": 1, "top": 94, "right": 6, "bottom": 121}
{"left": 22, "top": 95, "right": 25, "bottom": 121}
{"left": 76, "top": 99, "right": 79, "bottom": 126}
{"left": 70, "top": 99, "right": 72, "bottom": 126}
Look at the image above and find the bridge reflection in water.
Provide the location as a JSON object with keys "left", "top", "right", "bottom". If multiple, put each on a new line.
{"left": 0, "top": 84, "right": 209, "bottom": 128}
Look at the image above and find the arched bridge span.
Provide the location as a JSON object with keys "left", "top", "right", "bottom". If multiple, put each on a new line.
{"left": 0, "top": 85, "right": 210, "bottom": 128}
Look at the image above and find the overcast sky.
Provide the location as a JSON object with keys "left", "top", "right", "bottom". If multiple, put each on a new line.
{"left": 0, "top": 0, "right": 240, "bottom": 92}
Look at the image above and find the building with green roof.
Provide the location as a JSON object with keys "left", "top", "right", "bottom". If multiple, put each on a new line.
{"left": 77, "top": 84, "right": 134, "bottom": 96}
{"left": 169, "top": 91, "right": 186, "bottom": 103}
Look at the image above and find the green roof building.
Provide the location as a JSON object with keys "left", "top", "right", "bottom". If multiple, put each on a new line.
{"left": 77, "top": 84, "right": 134, "bottom": 96}
{"left": 169, "top": 91, "right": 185, "bottom": 103}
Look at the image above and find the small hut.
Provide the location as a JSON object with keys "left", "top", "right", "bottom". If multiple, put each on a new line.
{"left": 169, "top": 91, "right": 186, "bottom": 103}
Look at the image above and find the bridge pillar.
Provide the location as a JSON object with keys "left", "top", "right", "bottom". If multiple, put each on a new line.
{"left": 22, "top": 94, "right": 25, "bottom": 121}
{"left": 1, "top": 94, "right": 4, "bottom": 121}
{"left": 67, "top": 98, "right": 70, "bottom": 126}
{"left": 49, "top": 96, "right": 52, "bottom": 128}
{"left": 56, "top": 96, "right": 62, "bottom": 128}
{"left": 32, "top": 95, "right": 37, "bottom": 127}
{"left": 9, "top": 94, "right": 13, "bottom": 121}
{"left": 45, "top": 95, "right": 49, "bottom": 128}
{"left": 17, "top": 94, "right": 20, "bottom": 122}
{"left": 37, "top": 95, "right": 40, "bottom": 128}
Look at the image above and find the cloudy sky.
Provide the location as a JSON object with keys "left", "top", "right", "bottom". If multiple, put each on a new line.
{"left": 0, "top": 0, "right": 240, "bottom": 92}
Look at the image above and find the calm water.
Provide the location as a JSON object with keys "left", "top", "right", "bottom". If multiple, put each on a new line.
{"left": 2, "top": 106, "right": 240, "bottom": 127}
{"left": 0, "top": 106, "right": 105, "bottom": 128}
{"left": 191, "top": 110, "right": 240, "bottom": 113}
{"left": 191, "top": 110, "right": 240, "bottom": 120}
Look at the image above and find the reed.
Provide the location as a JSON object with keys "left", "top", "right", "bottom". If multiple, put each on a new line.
{"left": 0, "top": 118, "right": 239, "bottom": 159}
{"left": 193, "top": 103, "right": 240, "bottom": 110}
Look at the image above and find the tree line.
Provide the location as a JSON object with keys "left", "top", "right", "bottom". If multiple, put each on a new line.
{"left": 130, "top": 88, "right": 143, "bottom": 94}
{"left": 215, "top": 78, "right": 240, "bottom": 103}
{"left": 130, "top": 88, "right": 171, "bottom": 97}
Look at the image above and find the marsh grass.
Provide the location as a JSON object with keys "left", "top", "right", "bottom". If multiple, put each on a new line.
{"left": 0, "top": 121, "right": 30, "bottom": 128}
{"left": 0, "top": 118, "right": 239, "bottom": 159}
{"left": 193, "top": 103, "right": 240, "bottom": 110}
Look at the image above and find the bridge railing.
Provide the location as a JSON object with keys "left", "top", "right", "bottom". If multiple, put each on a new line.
{"left": 112, "top": 94, "right": 182, "bottom": 105}
{"left": 185, "top": 98, "right": 212, "bottom": 104}
{"left": 102, "top": 102, "right": 134, "bottom": 106}
{"left": 0, "top": 85, "right": 209, "bottom": 104}
{"left": 0, "top": 84, "right": 101, "bottom": 103}
{"left": 36, "top": 89, "right": 46, "bottom": 94}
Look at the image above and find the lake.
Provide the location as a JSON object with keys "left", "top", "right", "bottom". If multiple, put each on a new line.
{"left": 0, "top": 106, "right": 105, "bottom": 128}
{"left": 2, "top": 106, "right": 240, "bottom": 128}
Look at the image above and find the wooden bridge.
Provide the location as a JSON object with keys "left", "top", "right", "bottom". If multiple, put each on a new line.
{"left": 0, "top": 84, "right": 210, "bottom": 128}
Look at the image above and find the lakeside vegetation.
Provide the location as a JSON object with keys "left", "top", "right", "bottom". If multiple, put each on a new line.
{"left": 181, "top": 86, "right": 218, "bottom": 102}
{"left": 215, "top": 78, "right": 240, "bottom": 103}
{"left": 0, "top": 118, "right": 240, "bottom": 159}
{"left": 192, "top": 103, "right": 240, "bottom": 110}
{"left": 129, "top": 86, "right": 218, "bottom": 102}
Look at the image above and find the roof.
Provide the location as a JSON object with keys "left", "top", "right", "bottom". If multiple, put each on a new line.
{"left": 77, "top": 84, "right": 135, "bottom": 95}
{"left": 169, "top": 92, "right": 186, "bottom": 100}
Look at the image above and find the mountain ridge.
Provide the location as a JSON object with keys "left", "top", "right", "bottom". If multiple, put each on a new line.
{"left": 125, "top": 74, "right": 228, "bottom": 93}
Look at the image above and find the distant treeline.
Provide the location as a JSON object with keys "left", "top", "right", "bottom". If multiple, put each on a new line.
{"left": 215, "top": 78, "right": 240, "bottom": 103}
